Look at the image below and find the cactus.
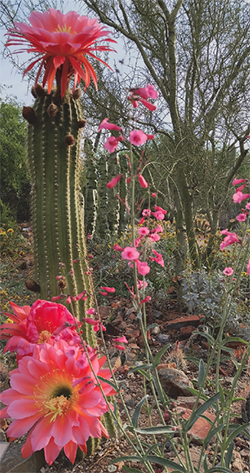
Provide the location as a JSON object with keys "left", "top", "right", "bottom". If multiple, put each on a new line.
{"left": 84, "top": 138, "right": 98, "bottom": 238}
{"left": 25, "top": 85, "right": 94, "bottom": 337}
{"left": 118, "top": 154, "right": 129, "bottom": 235}
{"left": 106, "top": 152, "right": 121, "bottom": 235}
{"left": 95, "top": 157, "right": 110, "bottom": 239}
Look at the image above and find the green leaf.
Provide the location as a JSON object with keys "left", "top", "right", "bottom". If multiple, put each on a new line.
{"left": 225, "top": 440, "right": 234, "bottom": 468}
{"left": 145, "top": 456, "right": 186, "bottom": 472}
{"left": 199, "top": 332, "right": 216, "bottom": 345}
{"left": 198, "top": 359, "right": 205, "bottom": 389}
{"left": 132, "top": 395, "right": 149, "bottom": 428}
{"left": 153, "top": 343, "right": 171, "bottom": 367}
{"left": 222, "top": 337, "right": 248, "bottom": 346}
{"left": 204, "top": 424, "right": 225, "bottom": 445}
{"left": 186, "top": 387, "right": 209, "bottom": 401}
{"left": 225, "top": 423, "right": 250, "bottom": 446}
{"left": 219, "top": 383, "right": 225, "bottom": 405}
{"left": 185, "top": 392, "right": 220, "bottom": 432}
{"left": 134, "top": 425, "right": 175, "bottom": 435}
{"left": 137, "top": 369, "right": 153, "bottom": 381}
{"left": 206, "top": 468, "right": 234, "bottom": 473}
{"left": 110, "top": 455, "right": 142, "bottom": 464}
{"left": 97, "top": 376, "right": 117, "bottom": 390}
{"left": 122, "top": 467, "right": 144, "bottom": 473}
{"left": 146, "top": 323, "right": 159, "bottom": 330}
{"left": 129, "top": 364, "right": 153, "bottom": 373}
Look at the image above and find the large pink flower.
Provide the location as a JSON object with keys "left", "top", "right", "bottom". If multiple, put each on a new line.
{"left": 129, "top": 130, "right": 154, "bottom": 146}
{"left": 121, "top": 247, "right": 140, "bottom": 261}
{"left": 0, "top": 300, "right": 80, "bottom": 358}
{"left": 5, "top": 9, "right": 115, "bottom": 96}
{"left": 0, "top": 340, "right": 116, "bottom": 465}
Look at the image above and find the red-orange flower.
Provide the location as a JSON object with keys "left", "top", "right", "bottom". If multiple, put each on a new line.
{"left": 0, "top": 339, "right": 116, "bottom": 465}
{"left": 0, "top": 300, "right": 80, "bottom": 358}
{"left": 5, "top": 9, "right": 116, "bottom": 96}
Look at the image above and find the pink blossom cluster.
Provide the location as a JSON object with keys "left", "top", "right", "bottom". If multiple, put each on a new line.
{"left": 221, "top": 177, "right": 250, "bottom": 276}
{"left": 0, "top": 299, "right": 120, "bottom": 464}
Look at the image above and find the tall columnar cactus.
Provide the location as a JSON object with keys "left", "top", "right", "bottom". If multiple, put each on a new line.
{"left": 95, "top": 157, "right": 110, "bottom": 239}
{"left": 84, "top": 138, "right": 98, "bottom": 238}
{"left": 24, "top": 85, "right": 94, "bottom": 331}
{"left": 106, "top": 153, "right": 121, "bottom": 235}
{"left": 118, "top": 155, "right": 129, "bottom": 235}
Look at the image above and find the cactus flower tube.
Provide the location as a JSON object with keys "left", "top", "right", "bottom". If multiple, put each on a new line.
{"left": 5, "top": 9, "right": 115, "bottom": 327}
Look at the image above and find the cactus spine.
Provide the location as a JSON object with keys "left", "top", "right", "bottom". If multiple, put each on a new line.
{"left": 25, "top": 85, "right": 94, "bottom": 337}
{"left": 84, "top": 139, "right": 98, "bottom": 238}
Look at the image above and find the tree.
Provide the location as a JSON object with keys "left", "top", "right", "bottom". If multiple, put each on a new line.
{"left": 0, "top": 96, "right": 31, "bottom": 221}
{"left": 81, "top": 0, "right": 250, "bottom": 270}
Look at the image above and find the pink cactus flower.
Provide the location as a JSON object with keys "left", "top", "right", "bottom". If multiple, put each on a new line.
{"left": 5, "top": 9, "right": 116, "bottom": 97}
{"left": 121, "top": 247, "right": 140, "bottom": 261}
{"left": 0, "top": 300, "right": 79, "bottom": 358}
{"left": 0, "top": 340, "right": 115, "bottom": 465}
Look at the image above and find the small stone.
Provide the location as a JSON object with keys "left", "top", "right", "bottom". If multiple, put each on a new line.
{"left": 152, "top": 310, "right": 163, "bottom": 319}
{"left": 157, "top": 333, "right": 170, "bottom": 344}
{"left": 176, "top": 396, "right": 204, "bottom": 409}
{"left": 232, "top": 457, "right": 245, "bottom": 473}
{"left": 165, "top": 315, "right": 204, "bottom": 331}
{"left": 180, "top": 326, "right": 196, "bottom": 338}
{"left": 151, "top": 325, "right": 160, "bottom": 335}
{"left": 107, "top": 465, "right": 117, "bottom": 472}
{"left": 157, "top": 367, "right": 194, "bottom": 397}
{"left": 0, "top": 440, "right": 44, "bottom": 473}
{"left": 175, "top": 406, "right": 216, "bottom": 443}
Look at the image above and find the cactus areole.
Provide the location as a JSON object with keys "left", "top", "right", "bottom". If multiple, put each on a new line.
{"left": 5, "top": 9, "right": 115, "bottom": 321}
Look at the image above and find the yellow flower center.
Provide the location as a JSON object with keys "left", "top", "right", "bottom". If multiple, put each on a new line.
{"left": 55, "top": 24, "right": 74, "bottom": 34}
{"left": 37, "top": 330, "right": 52, "bottom": 344}
{"left": 44, "top": 395, "right": 71, "bottom": 422}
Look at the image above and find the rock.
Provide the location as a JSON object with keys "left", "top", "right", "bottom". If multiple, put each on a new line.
{"left": 0, "top": 441, "right": 45, "bottom": 473}
{"left": 167, "top": 446, "right": 211, "bottom": 472}
{"left": 180, "top": 326, "right": 197, "bottom": 338}
{"left": 176, "top": 396, "right": 204, "bottom": 409}
{"left": 157, "top": 333, "right": 170, "bottom": 344}
{"left": 175, "top": 406, "right": 216, "bottom": 444}
{"left": 151, "top": 325, "right": 160, "bottom": 335}
{"left": 152, "top": 310, "right": 163, "bottom": 319}
{"left": 165, "top": 315, "right": 204, "bottom": 331}
{"left": 232, "top": 457, "right": 245, "bottom": 473}
{"left": 157, "top": 367, "right": 194, "bottom": 397}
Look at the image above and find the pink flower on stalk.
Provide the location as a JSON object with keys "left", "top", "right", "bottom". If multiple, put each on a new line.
{"left": 140, "top": 296, "right": 151, "bottom": 304}
{"left": 5, "top": 9, "right": 115, "bottom": 97}
{"left": 137, "top": 279, "right": 148, "bottom": 290}
{"left": 138, "top": 227, "right": 150, "bottom": 237}
{"left": 233, "top": 192, "right": 250, "bottom": 203}
{"left": 134, "top": 85, "right": 158, "bottom": 100}
{"left": 223, "top": 267, "right": 234, "bottom": 276}
{"left": 129, "top": 130, "right": 154, "bottom": 146}
{"left": 83, "top": 318, "right": 106, "bottom": 332}
{"left": 155, "top": 205, "right": 167, "bottom": 215}
{"left": 151, "top": 192, "right": 157, "bottom": 198}
{"left": 246, "top": 202, "right": 250, "bottom": 210}
{"left": 100, "top": 286, "right": 115, "bottom": 293}
{"left": 153, "top": 211, "right": 165, "bottom": 220}
{"left": 142, "top": 209, "right": 151, "bottom": 217}
{"left": 149, "top": 249, "right": 164, "bottom": 267}
{"left": 135, "top": 260, "right": 150, "bottom": 276}
{"left": 0, "top": 340, "right": 115, "bottom": 465}
{"left": 139, "top": 217, "right": 145, "bottom": 225}
{"left": 114, "top": 345, "right": 125, "bottom": 351}
{"left": 104, "top": 136, "right": 123, "bottom": 153}
{"left": 106, "top": 174, "right": 122, "bottom": 189}
{"left": 153, "top": 224, "right": 163, "bottom": 233}
{"left": 220, "top": 232, "right": 240, "bottom": 250}
{"left": 247, "top": 259, "right": 250, "bottom": 275}
{"left": 138, "top": 174, "right": 148, "bottom": 188}
{"left": 236, "top": 184, "right": 247, "bottom": 192}
{"left": 0, "top": 300, "right": 79, "bottom": 358}
{"left": 232, "top": 178, "right": 248, "bottom": 185}
{"left": 236, "top": 213, "right": 247, "bottom": 222}
{"left": 98, "top": 118, "right": 122, "bottom": 132}
{"left": 149, "top": 233, "right": 160, "bottom": 242}
{"left": 121, "top": 247, "right": 140, "bottom": 261}
{"left": 86, "top": 308, "right": 96, "bottom": 315}
{"left": 113, "top": 243, "right": 123, "bottom": 251}
{"left": 113, "top": 335, "right": 128, "bottom": 349}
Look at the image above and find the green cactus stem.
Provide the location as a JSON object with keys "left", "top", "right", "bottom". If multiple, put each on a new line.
{"left": 84, "top": 138, "right": 98, "bottom": 238}
{"left": 106, "top": 153, "right": 120, "bottom": 235}
{"left": 25, "top": 84, "right": 94, "bottom": 336}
